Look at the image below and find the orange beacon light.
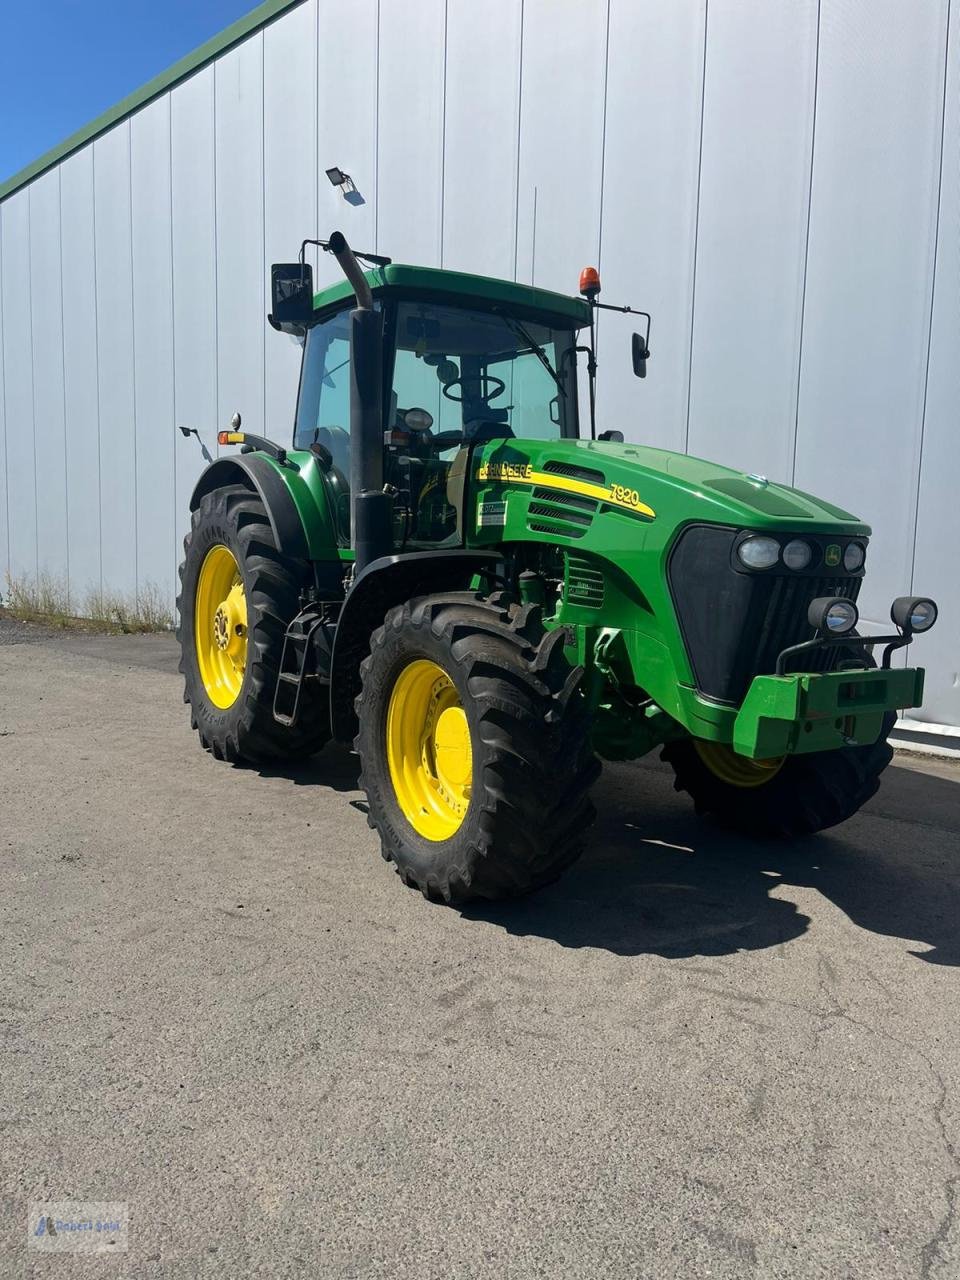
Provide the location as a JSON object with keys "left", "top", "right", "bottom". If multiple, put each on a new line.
{"left": 579, "top": 266, "right": 601, "bottom": 300}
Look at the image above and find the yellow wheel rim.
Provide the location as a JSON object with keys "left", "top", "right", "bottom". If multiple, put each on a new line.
{"left": 386, "top": 659, "right": 472, "bottom": 841}
{"left": 694, "top": 740, "right": 785, "bottom": 789}
{"left": 194, "top": 545, "right": 247, "bottom": 709}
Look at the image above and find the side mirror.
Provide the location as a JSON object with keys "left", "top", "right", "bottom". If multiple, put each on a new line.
{"left": 268, "top": 262, "right": 314, "bottom": 333}
{"left": 632, "top": 331, "right": 649, "bottom": 379}
{"left": 598, "top": 430, "right": 624, "bottom": 443}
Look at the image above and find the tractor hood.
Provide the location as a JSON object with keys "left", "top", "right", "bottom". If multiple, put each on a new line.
{"left": 469, "top": 436, "right": 870, "bottom": 537}
{"left": 467, "top": 433, "right": 874, "bottom": 723}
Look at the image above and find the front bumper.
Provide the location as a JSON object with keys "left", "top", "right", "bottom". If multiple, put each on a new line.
{"left": 731, "top": 666, "right": 924, "bottom": 759}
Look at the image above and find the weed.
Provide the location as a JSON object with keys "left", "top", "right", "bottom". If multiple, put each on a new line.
{"left": 2, "top": 572, "right": 174, "bottom": 634}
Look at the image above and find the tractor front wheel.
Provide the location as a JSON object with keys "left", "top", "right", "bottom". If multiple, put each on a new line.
{"left": 355, "top": 592, "right": 599, "bottom": 903}
{"left": 177, "top": 483, "right": 329, "bottom": 763}
{"left": 662, "top": 714, "right": 896, "bottom": 837}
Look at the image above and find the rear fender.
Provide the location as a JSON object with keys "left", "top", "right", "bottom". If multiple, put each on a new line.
{"left": 189, "top": 454, "right": 334, "bottom": 561}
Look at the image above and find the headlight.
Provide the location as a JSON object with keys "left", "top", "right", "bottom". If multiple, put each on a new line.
{"left": 891, "top": 596, "right": 938, "bottom": 633}
{"left": 783, "top": 539, "right": 813, "bottom": 570}
{"left": 843, "top": 542, "right": 865, "bottom": 572}
{"left": 808, "top": 596, "right": 859, "bottom": 635}
{"left": 737, "top": 536, "right": 780, "bottom": 570}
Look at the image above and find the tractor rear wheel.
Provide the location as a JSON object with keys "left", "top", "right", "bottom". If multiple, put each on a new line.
{"left": 177, "top": 483, "right": 329, "bottom": 763}
{"left": 662, "top": 713, "right": 896, "bottom": 837}
{"left": 355, "top": 591, "right": 599, "bottom": 903}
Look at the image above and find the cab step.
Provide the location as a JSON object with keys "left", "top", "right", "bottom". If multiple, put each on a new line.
{"left": 272, "top": 607, "right": 333, "bottom": 728}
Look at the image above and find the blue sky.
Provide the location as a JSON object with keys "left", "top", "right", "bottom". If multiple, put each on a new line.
{"left": 0, "top": 0, "right": 259, "bottom": 184}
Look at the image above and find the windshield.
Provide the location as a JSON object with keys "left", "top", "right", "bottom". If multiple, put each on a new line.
{"left": 293, "top": 297, "right": 583, "bottom": 548}
{"left": 388, "top": 300, "right": 579, "bottom": 442}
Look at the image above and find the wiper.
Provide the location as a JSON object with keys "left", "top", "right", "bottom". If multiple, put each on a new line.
{"left": 321, "top": 354, "right": 350, "bottom": 387}
{"left": 505, "top": 319, "right": 566, "bottom": 397}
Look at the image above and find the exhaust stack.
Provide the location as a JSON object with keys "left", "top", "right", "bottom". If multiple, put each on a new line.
{"left": 327, "top": 231, "right": 390, "bottom": 573}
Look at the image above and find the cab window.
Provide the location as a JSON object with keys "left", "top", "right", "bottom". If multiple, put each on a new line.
{"left": 294, "top": 308, "right": 352, "bottom": 462}
{"left": 388, "top": 302, "right": 578, "bottom": 444}
{"left": 386, "top": 301, "right": 579, "bottom": 548}
{"left": 294, "top": 308, "right": 355, "bottom": 542}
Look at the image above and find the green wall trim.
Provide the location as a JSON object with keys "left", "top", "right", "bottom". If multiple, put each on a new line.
{"left": 0, "top": 0, "right": 306, "bottom": 203}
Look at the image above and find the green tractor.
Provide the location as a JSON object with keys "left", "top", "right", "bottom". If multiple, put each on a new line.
{"left": 177, "top": 232, "right": 938, "bottom": 903}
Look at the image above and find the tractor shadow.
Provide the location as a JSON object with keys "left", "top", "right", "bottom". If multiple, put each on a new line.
{"left": 254, "top": 741, "right": 362, "bottom": 795}
{"left": 463, "top": 758, "right": 960, "bottom": 965}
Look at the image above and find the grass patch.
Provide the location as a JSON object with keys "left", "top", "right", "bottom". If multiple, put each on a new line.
{"left": 2, "top": 572, "right": 174, "bottom": 634}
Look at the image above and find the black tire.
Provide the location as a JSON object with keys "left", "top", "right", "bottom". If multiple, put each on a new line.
{"left": 355, "top": 591, "right": 600, "bottom": 904}
{"left": 662, "top": 711, "right": 896, "bottom": 837}
{"left": 177, "top": 483, "right": 329, "bottom": 763}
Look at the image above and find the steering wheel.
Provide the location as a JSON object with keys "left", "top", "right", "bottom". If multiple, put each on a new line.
{"left": 441, "top": 372, "right": 507, "bottom": 404}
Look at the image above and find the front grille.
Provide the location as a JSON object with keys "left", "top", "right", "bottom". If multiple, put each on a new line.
{"left": 757, "top": 573, "right": 859, "bottom": 678}
{"left": 667, "top": 525, "right": 864, "bottom": 704}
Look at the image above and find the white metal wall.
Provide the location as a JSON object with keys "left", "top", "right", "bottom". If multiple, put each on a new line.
{"left": 0, "top": 0, "right": 956, "bottom": 729}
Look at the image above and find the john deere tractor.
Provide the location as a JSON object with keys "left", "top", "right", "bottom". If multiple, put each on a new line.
{"left": 177, "top": 232, "right": 938, "bottom": 903}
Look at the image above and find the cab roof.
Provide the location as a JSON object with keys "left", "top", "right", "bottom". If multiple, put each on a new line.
{"left": 311, "top": 263, "right": 592, "bottom": 329}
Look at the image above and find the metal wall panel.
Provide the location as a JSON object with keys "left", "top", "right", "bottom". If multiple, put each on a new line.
{"left": 28, "top": 170, "right": 69, "bottom": 582}
{"left": 514, "top": 0, "right": 607, "bottom": 296}
{"left": 794, "top": 0, "right": 949, "bottom": 623}
{"left": 215, "top": 37, "right": 266, "bottom": 438}
{"left": 59, "top": 149, "right": 101, "bottom": 601}
{"left": 0, "top": 243, "right": 6, "bottom": 581}
{"left": 441, "top": 0, "right": 522, "bottom": 278}
{"left": 171, "top": 67, "right": 218, "bottom": 550}
{"left": 131, "top": 96, "right": 176, "bottom": 600}
{"left": 514, "top": 0, "right": 608, "bottom": 433}
{"left": 911, "top": 2, "right": 959, "bottom": 727}
{"left": 93, "top": 124, "right": 137, "bottom": 597}
{"left": 597, "top": 0, "right": 707, "bottom": 453}
{"left": 315, "top": 0, "right": 379, "bottom": 291}
{"left": 687, "top": 0, "right": 818, "bottom": 480}
{"left": 263, "top": 0, "right": 318, "bottom": 436}
{"left": 0, "top": 190, "right": 37, "bottom": 583}
{"left": 376, "top": 0, "right": 445, "bottom": 267}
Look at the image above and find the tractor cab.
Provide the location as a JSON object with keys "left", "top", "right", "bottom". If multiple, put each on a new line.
{"left": 289, "top": 264, "right": 586, "bottom": 551}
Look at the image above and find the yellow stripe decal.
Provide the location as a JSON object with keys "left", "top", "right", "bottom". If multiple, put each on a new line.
{"left": 476, "top": 462, "right": 655, "bottom": 520}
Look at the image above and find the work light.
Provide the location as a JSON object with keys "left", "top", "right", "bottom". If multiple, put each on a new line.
{"left": 891, "top": 596, "right": 938, "bottom": 633}
{"left": 737, "top": 536, "right": 780, "bottom": 570}
{"left": 403, "top": 407, "right": 434, "bottom": 432}
{"left": 808, "top": 597, "right": 859, "bottom": 634}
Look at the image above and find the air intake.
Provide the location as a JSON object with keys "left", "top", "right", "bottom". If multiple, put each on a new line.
{"left": 542, "top": 460, "right": 606, "bottom": 486}
{"left": 528, "top": 519, "right": 588, "bottom": 540}
{"left": 529, "top": 501, "right": 592, "bottom": 526}
{"left": 532, "top": 487, "right": 597, "bottom": 513}
{"left": 564, "top": 554, "right": 605, "bottom": 608}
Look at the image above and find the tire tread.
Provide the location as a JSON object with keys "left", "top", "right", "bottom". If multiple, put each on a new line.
{"left": 356, "top": 591, "right": 600, "bottom": 903}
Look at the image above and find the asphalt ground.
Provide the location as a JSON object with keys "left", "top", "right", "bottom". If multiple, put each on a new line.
{"left": 2, "top": 617, "right": 959, "bottom": 1279}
